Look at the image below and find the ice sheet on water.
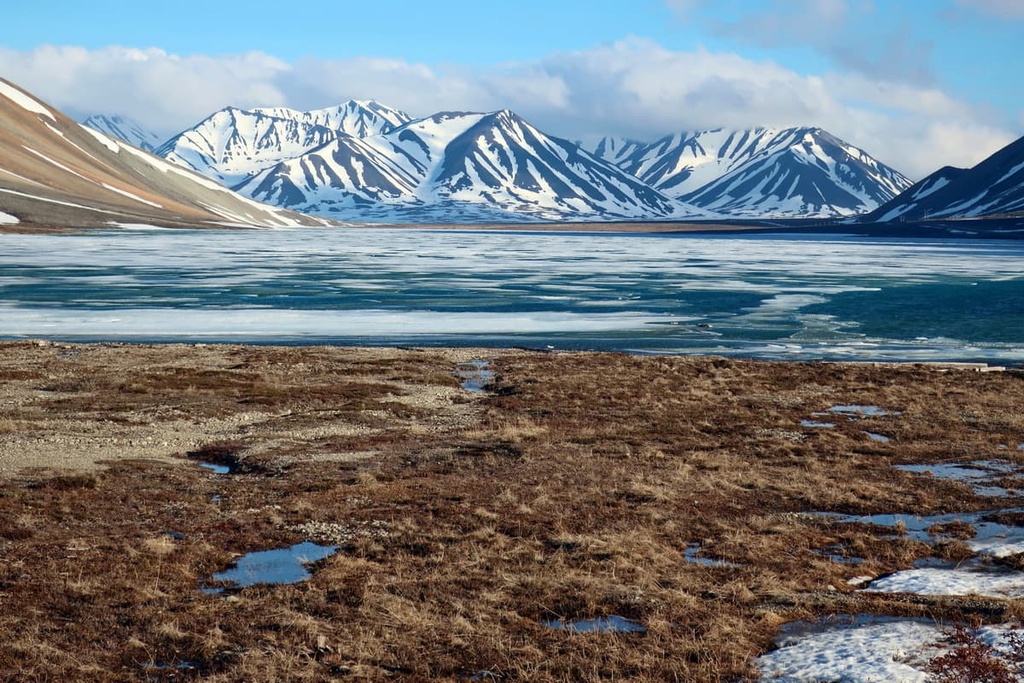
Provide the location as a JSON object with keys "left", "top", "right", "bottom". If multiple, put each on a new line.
{"left": 1, "top": 230, "right": 1023, "bottom": 362}
{"left": 0, "top": 307, "right": 677, "bottom": 338}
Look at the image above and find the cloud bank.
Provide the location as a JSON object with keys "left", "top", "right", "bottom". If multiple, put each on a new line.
{"left": 0, "top": 40, "right": 1015, "bottom": 180}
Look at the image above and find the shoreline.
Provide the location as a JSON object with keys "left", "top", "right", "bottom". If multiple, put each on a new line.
{"left": 3, "top": 216, "right": 1023, "bottom": 239}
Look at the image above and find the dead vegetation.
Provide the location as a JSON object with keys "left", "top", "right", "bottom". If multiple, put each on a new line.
{"left": 0, "top": 342, "right": 1023, "bottom": 681}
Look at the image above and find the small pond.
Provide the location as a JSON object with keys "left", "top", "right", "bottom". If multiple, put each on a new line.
{"left": 456, "top": 360, "right": 494, "bottom": 392}
{"left": 203, "top": 541, "right": 338, "bottom": 594}
{"left": 542, "top": 615, "right": 647, "bottom": 634}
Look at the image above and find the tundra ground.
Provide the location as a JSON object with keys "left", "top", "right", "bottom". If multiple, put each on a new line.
{"left": 1, "top": 341, "right": 1022, "bottom": 681}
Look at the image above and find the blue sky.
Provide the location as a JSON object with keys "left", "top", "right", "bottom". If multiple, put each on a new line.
{"left": 1, "top": 0, "right": 1022, "bottom": 178}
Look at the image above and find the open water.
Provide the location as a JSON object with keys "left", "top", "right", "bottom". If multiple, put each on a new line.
{"left": 0, "top": 227, "right": 1021, "bottom": 364}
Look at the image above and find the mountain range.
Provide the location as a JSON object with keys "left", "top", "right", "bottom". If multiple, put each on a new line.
{"left": 585, "top": 128, "right": 911, "bottom": 217}
{"left": 0, "top": 78, "right": 331, "bottom": 231}
{"left": 6, "top": 72, "right": 1021, "bottom": 231}
{"left": 142, "top": 102, "right": 915, "bottom": 223}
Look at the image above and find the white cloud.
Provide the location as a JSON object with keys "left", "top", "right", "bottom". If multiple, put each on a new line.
{"left": 0, "top": 40, "right": 1015, "bottom": 180}
{"left": 0, "top": 46, "right": 292, "bottom": 137}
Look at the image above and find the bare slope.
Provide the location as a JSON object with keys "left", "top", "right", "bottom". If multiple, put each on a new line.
{"left": 0, "top": 78, "right": 333, "bottom": 231}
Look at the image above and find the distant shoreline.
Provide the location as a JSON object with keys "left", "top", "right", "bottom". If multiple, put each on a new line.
{"left": 3, "top": 217, "right": 1022, "bottom": 239}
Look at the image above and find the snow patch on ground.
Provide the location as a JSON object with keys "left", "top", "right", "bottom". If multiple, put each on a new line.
{"left": 80, "top": 125, "right": 122, "bottom": 154}
{"left": 757, "top": 617, "right": 940, "bottom": 682}
{"left": 0, "top": 211, "right": 19, "bottom": 225}
{"left": 866, "top": 563, "right": 1024, "bottom": 598}
{"left": 0, "top": 187, "right": 121, "bottom": 216}
{"left": 100, "top": 183, "right": 163, "bottom": 209}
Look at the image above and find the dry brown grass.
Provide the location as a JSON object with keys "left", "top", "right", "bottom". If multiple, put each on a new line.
{"left": 0, "top": 343, "right": 1022, "bottom": 681}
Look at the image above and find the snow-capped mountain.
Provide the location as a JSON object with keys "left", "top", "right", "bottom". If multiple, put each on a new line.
{"left": 250, "top": 101, "right": 411, "bottom": 138}
{"left": 0, "top": 78, "right": 331, "bottom": 230}
{"left": 234, "top": 110, "right": 698, "bottom": 222}
{"left": 81, "top": 114, "right": 164, "bottom": 152}
{"left": 155, "top": 96, "right": 913, "bottom": 222}
{"left": 156, "top": 101, "right": 412, "bottom": 186}
{"left": 586, "top": 127, "right": 912, "bottom": 217}
{"left": 865, "top": 135, "right": 1024, "bottom": 221}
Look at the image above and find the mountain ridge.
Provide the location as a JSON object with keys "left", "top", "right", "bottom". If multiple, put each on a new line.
{"left": 865, "top": 136, "right": 1024, "bottom": 222}
{"left": 585, "top": 126, "right": 912, "bottom": 218}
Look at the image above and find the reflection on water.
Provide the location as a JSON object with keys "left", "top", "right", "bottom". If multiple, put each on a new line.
{"left": 457, "top": 360, "right": 494, "bottom": 392}
{"left": 542, "top": 615, "right": 647, "bottom": 634}
{"left": 204, "top": 542, "right": 337, "bottom": 594}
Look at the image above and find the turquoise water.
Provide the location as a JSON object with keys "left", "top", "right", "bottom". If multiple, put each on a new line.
{"left": 0, "top": 228, "right": 1021, "bottom": 363}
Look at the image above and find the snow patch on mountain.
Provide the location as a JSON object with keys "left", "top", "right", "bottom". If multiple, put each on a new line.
{"left": 81, "top": 115, "right": 164, "bottom": 152}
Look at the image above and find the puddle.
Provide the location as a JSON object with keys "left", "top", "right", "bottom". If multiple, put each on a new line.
{"left": 456, "top": 360, "right": 494, "bottom": 392}
{"left": 896, "top": 461, "right": 1021, "bottom": 497}
{"left": 810, "top": 508, "right": 1024, "bottom": 553}
{"left": 827, "top": 405, "right": 896, "bottom": 418}
{"left": 203, "top": 542, "right": 337, "bottom": 594}
{"left": 801, "top": 420, "right": 836, "bottom": 429}
{"left": 200, "top": 462, "right": 231, "bottom": 475}
{"left": 864, "top": 431, "right": 891, "bottom": 443}
{"left": 815, "top": 545, "right": 865, "bottom": 565}
{"left": 804, "top": 513, "right": 1024, "bottom": 597}
{"left": 684, "top": 543, "right": 740, "bottom": 568}
{"left": 542, "top": 615, "right": 647, "bottom": 634}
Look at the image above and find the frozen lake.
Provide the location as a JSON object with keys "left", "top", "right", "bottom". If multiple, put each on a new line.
{"left": 1, "top": 227, "right": 1022, "bottom": 363}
